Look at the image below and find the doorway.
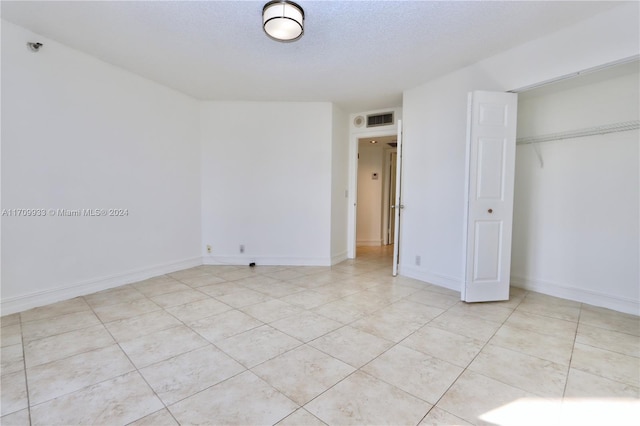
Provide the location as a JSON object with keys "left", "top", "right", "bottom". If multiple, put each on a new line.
{"left": 355, "top": 135, "right": 397, "bottom": 266}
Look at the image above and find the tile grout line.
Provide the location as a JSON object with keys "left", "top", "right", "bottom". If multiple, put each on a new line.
{"left": 394, "top": 301, "right": 473, "bottom": 425}
{"left": 413, "top": 290, "right": 529, "bottom": 425}
{"left": 85, "top": 295, "right": 184, "bottom": 426}
{"left": 19, "top": 304, "right": 135, "bottom": 412}
{"left": 273, "top": 408, "right": 328, "bottom": 426}
{"left": 19, "top": 313, "right": 33, "bottom": 426}
{"left": 294, "top": 292, "right": 468, "bottom": 425}
{"left": 561, "top": 303, "right": 583, "bottom": 399}
{"left": 110, "top": 275, "right": 305, "bottom": 422}
{"left": 246, "top": 269, "right": 415, "bottom": 422}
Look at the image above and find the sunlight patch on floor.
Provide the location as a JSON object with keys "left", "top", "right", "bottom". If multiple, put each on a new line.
{"left": 480, "top": 397, "right": 640, "bottom": 426}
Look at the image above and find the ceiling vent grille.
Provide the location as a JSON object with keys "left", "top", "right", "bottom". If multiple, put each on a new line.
{"left": 367, "top": 112, "right": 394, "bottom": 127}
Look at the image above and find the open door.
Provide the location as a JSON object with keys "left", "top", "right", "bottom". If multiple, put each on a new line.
{"left": 462, "top": 91, "right": 518, "bottom": 302}
{"left": 392, "top": 120, "right": 403, "bottom": 276}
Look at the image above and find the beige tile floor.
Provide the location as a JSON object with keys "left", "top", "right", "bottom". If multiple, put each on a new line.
{"left": 1, "top": 246, "right": 639, "bottom": 425}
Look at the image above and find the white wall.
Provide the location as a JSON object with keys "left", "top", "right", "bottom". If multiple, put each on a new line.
{"left": 4, "top": 3, "right": 639, "bottom": 315}
{"left": 512, "top": 70, "right": 639, "bottom": 314}
{"left": 401, "top": 3, "right": 639, "bottom": 313}
{"left": 356, "top": 143, "right": 384, "bottom": 246}
{"left": 1, "top": 21, "right": 202, "bottom": 314}
{"left": 330, "top": 104, "right": 349, "bottom": 264}
{"left": 200, "top": 101, "right": 333, "bottom": 266}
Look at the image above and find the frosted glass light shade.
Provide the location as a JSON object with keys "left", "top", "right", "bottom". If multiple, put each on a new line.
{"left": 263, "top": 1, "right": 304, "bottom": 42}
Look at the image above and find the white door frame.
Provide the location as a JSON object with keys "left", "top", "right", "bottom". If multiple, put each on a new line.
{"left": 382, "top": 148, "right": 397, "bottom": 245}
{"left": 392, "top": 119, "right": 403, "bottom": 276}
{"left": 348, "top": 129, "right": 398, "bottom": 259}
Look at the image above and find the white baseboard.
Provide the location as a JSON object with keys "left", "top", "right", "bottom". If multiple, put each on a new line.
{"left": 400, "top": 265, "right": 462, "bottom": 292}
{"left": 203, "top": 255, "right": 333, "bottom": 267}
{"left": 331, "top": 251, "right": 348, "bottom": 266}
{"left": 1, "top": 257, "right": 202, "bottom": 315}
{"left": 511, "top": 275, "right": 639, "bottom": 316}
{"left": 356, "top": 240, "right": 383, "bottom": 247}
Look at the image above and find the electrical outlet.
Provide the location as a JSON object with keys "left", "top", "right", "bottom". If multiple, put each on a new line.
{"left": 415, "top": 255, "right": 421, "bottom": 266}
{"left": 240, "top": 244, "right": 245, "bottom": 254}
{"left": 206, "top": 245, "right": 212, "bottom": 254}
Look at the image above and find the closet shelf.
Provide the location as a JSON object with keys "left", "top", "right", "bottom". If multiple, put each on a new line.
{"left": 516, "top": 120, "right": 639, "bottom": 145}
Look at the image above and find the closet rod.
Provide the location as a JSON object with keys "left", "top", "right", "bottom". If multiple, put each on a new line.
{"left": 516, "top": 120, "right": 639, "bottom": 145}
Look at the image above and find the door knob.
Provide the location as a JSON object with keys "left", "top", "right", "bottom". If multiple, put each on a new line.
{"left": 488, "top": 208, "right": 493, "bottom": 214}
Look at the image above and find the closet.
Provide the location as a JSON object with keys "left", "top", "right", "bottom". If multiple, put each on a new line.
{"left": 509, "top": 60, "right": 639, "bottom": 313}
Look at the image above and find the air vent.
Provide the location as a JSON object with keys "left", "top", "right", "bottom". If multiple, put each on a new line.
{"left": 367, "top": 112, "right": 394, "bottom": 127}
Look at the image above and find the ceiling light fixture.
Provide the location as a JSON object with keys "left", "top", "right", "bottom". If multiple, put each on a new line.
{"left": 263, "top": 0, "right": 304, "bottom": 42}
{"left": 370, "top": 140, "right": 377, "bottom": 144}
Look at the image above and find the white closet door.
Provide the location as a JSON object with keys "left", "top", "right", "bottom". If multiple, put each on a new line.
{"left": 462, "top": 91, "right": 518, "bottom": 302}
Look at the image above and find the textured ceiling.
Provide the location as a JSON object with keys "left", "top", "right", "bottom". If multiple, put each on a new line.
{"left": 1, "top": 1, "right": 622, "bottom": 112}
